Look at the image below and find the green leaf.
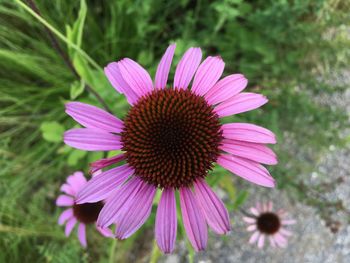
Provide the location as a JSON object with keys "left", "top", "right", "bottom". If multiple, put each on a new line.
{"left": 40, "top": 121, "right": 64, "bottom": 143}
{"left": 69, "top": 80, "right": 85, "bottom": 99}
{"left": 233, "top": 190, "right": 249, "bottom": 210}
{"left": 67, "top": 149, "right": 87, "bottom": 166}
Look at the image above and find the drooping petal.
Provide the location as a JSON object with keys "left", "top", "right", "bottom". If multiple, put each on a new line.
{"left": 56, "top": 195, "right": 74, "bottom": 207}
{"left": 267, "top": 201, "right": 273, "bottom": 212}
{"left": 115, "top": 181, "right": 156, "bottom": 239}
{"left": 274, "top": 233, "right": 287, "bottom": 247}
{"left": 76, "top": 164, "right": 134, "bottom": 204}
{"left": 243, "top": 216, "right": 256, "bottom": 224}
{"left": 155, "top": 44, "right": 176, "bottom": 89}
{"left": 104, "top": 62, "right": 139, "bottom": 105}
{"left": 257, "top": 234, "right": 265, "bottom": 248}
{"left": 69, "top": 171, "right": 87, "bottom": 192}
{"left": 174, "top": 47, "right": 202, "bottom": 90}
{"left": 249, "top": 231, "right": 260, "bottom": 244}
{"left": 282, "top": 219, "right": 297, "bottom": 225}
{"left": 65, "top": 217, "right": 77, "bottom": 236}
{"left": 96, "top": 225, "right": 114, "bottom": 237}
{"left": 221, "top": 123, "right": 276, "bottom": 144}
{"left": 118, "top": 58, "right": 153, "bottom": 96}
{"left": 64, "top": 128, "right": 122, "bottom": 151}
{"left": 179, "top": 187, "right": 207, "bottom": 252}
{"left": 90, "top": 154, "right": 125, "bottom": 174}
{"left": 205, "top": 74, "right": 247, "bottom": 105}
{"left": 269, "top": 236, "right": 277, "bottom": 247}
{"left": 217, "top": 154, "right": 275, "bottom": 187}
{"left": 247, "top": 224, "right": 257, "bottom": 232}
{"left": 155, "top": 188, "right": 177, "bottom": 254}
{"left": 193, "top": 179, "right": 231, "bottom": 234}
{"left": 60, "top": 183, "right": 75, "bottom": 196}
{"left": 97, "top": 177, "right": 143, "bottom": 228}
{"left": 250, "top": 207, "right": 260, "bottom": 216}
{"left": 280, "top": 228, "right": 292, "bottom": 236}
{"left": 65, "top": 102, "right": 123, "bottom": 133}
{"left": 215, "top": 92, "right": 268, "bottom": 117}
{"left": 78, "top": 223, "right": 87, "bottom": 248}
{"left": 191, "top": 56, "right": 225, "bottom": 96}
{"left": 221, "top": 139, "right": 277, "bottom": 165}
{"left": 58, "top": 208, "right": 73, "bottom": 225}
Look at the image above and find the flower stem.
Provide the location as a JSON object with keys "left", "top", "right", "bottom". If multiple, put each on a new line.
{"left": 17, "top": 0, "right": 112, "bottom": 113}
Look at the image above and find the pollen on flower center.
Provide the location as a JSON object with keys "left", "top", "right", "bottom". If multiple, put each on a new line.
{"left": 256, "top": 212, "right": 281, "bottom": 235}
{"left": 73, "top": 201, "right": 103, "bottom": 224}
{"left": 121, "top": 89, "right": 223, "bottom": 188}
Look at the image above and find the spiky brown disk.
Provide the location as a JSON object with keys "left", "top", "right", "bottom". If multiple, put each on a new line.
{"left": 73, "top": 201, "right": 103, "bottom": 224}
{"left": 121, "top": 89, "right": 223, "bottom": 188}
{"left": 257, "top": 212, "right": 281, "bottom": 235}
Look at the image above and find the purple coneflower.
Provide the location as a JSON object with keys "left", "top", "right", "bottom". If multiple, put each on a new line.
{"left": 244, "top": 201, "right": 296, "bottom": 248}
{"left": 63, "top": 44, "right": 278, "bottom": 253}
{"left": 56, "top": 171, "right": 112, "bottom": 247}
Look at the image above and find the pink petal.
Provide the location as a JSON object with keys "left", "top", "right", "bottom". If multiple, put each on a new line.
{"left": 174, "top": 47, "right": 202, "bottom": 90}
{"left": 58, "top": 208, "right": 73, "bottom": 225}
{"left": 118, "top": 58, "right": 153, "bottom": 96}
{"left": 269, "top": 236, "right": 277, "bottom": 247}
{"left": 249, "top": 231, "right": 260, "bottom": 244}
{"left": 179, "top": 187, "right": 207, "bottom": 252}
{"left": 60, "top": 183, "right": 75, "bottom": 196}
{"left": 282, "top": 219, "right": 297, "bottom": 225}
{"left": 96, "top": 225, "right": 114, "bottom": 237}
{"left": 191, "top": 56, "right": 225, "bottom": 96}
{"left": 56, "top": 195, "right": 74, "bottom": 207}
{"left": 65, "top": 102, "right": 123, "bottom": 133}
{"left": 78, "top": 223, "right": 87, "bottom": 247}
{"left": 97, "top": 177, "right": 143, "bottom": 228}
{"left": 205, "top": 74, "right": 247, "bottom": 105}
{"left": 247, "top": 224, "right": 257, "bottom": 232}
{"left": 243, "top": 217, "right": 256, "bottom": 224}
{"left": 215, "top": 92, "right": 268, "bottom": 117}
{"left": 155, "top": 188, "right": 177, "bottom": 254}
{"left": 267, "top": 201, "right": 273, "bottom": 211}
{"left": 70, "top": 171, "right": 87, "bottom": 192}
{"left": 76, "top": 164, "right": 134, "bottom": 204}
{"left": 66, "top": 175, "right": 83, "bottom": 196}
{"left": 221, "top": 139, "right": 278, "bottom": 165}
{"left": 104, "top": 62, "right": 139, "bottom": 105}
{"left": 90, "top": 154, "right": 125, "bottom": 174}
{"left": 115, "top": 181, "right": 156, "bottom": 239}
{"left": 256, "top": 202, "right": 263, "bottom": 212}
{"left": 257, "top": 234, "right": 265, "bottom": 248}
{"left": 280, "top": 228, "right": 292, "bottom": 236}
{"left": 221, "top": 123, "right": 276, "bottom": 144}
{"left": 64, "top": 128, "right": 122, "bottom": 151}
{"left": 274, "top": 233, "right": 287, "bottom": 247}
{"left": 250, "top": 207, "right": 260, "bottom": 216}
{"left": 217, "top": 154, "right": 275, "bottom": 187}
{"left": 193, "top": 179, "right": 231, "bottom": 234}
{"left": 155, "top": 44, "right": 176, "bottom": 89}
{"left": 65, "top": 217, "right": 77, "bottom": 236}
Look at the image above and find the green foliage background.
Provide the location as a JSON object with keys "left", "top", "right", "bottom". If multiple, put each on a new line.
{"left": 0, "top": 0, "right": 349, "bottom": 262}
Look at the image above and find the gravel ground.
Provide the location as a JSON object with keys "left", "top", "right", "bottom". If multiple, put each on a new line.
{"left": 160, "top": 76, "right": 350, "bottom": 263}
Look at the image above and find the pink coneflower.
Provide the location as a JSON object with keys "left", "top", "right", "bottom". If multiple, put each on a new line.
{"left": 56, "top": 171, "right": 112, "bottom": 247}
{"left": 63, "top": 44, "right": 278, "bottom": 253}
{"left": 244, "top": 201, "right": 296, "bottom": 248}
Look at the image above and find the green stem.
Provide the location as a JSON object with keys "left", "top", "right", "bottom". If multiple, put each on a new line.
{"left": 108, "top": 238, "right": 117, "bottom": 263}
{"left": 14, "top": 0, "right": 102, "bottom": 72}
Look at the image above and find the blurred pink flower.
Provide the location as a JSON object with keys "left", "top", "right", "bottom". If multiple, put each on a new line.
{"left": 63, "top": 44, "right": 277, "bottom": 253}
{"left": 244, "top": 201, "right": 296, "bottom": 248}
{"left": 56, "top": 171, "right": 112, "bottom": 247}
